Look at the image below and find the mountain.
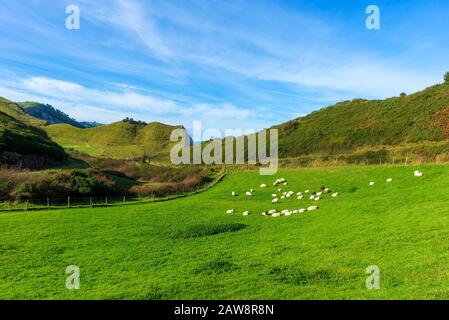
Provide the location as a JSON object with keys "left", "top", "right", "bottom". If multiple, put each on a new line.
{"left": 19, "top": 102, "right": 87, "bottom": 128}
{"left": 274, "top": 81, "right": 449, "bottom": 158}
{"left": 44, "top": 118, "right": 189, "bottom": 160}
{"left": 79, "top": 121, "right": 103, "bottom": 128}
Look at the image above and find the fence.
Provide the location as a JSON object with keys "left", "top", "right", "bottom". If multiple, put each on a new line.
{"left": 0, "top": 169, "right": 227, "bottom": 213}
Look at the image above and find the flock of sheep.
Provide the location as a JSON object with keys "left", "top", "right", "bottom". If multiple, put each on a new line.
{"left": 226, "top": 177, "right": 337, "bottom": 218}
{"left": 226, "top": 169, "right": 424, "bottom": 218}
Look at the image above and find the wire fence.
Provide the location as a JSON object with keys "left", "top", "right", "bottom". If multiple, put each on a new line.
{"left": 0, "top": 169, "right": 227, "bottom": 213}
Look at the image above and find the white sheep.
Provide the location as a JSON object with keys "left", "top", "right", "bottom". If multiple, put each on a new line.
{"left": 260, "top": 184, "right": 267, "bottom": 188}
{"left": 268, "top": 209, "right": 277, "bottom": 214}
{"left": 297, "top": 192, "right": 302, "bottom": 196}
{"left": 243, "top": 211, "right": 250, "bottom": 216}
{"left": 226, "top": 209, "right": 235, "bottom": 214}
{"left": 297, "top": 195, "right": 303, "bottom": 200}
{"left": 314, "top": 197, "right": 321, "bottom": 201}
{"left": 261, "top": 212, "right": 267, "bottom": 216}
{"left": 278, "top": 188, "right": 283, "bottom": 192}
{"left": 332, "top": 192, "right": 339, "bottom": 197}
{"left": 285, "top": 212, "right": 292, "bottom": 216}
{"left": 231, "top": 191, "right": 237, "bottom": 196}
{"left": 250, "top": 189, "right": 254, "bottom": 193}
{"left": 304, "top": 190, "right": 310, "bottom": 194}
{"left": 414, "top": 170, "right": 423, "bottom": 177}
{"left": 272, "top": 194, "right": 278, "bottom": 198}
{"left": 386, "top": 178, "right": 393, "bottom": 183}
{"left": 272, "top": 213, "right": 280, "bottom": 217}
{"left": 245, "top": 191, "right": 253, "bottom": 196}
{"left": 307, "top": 206, "right": 319, "bottom": 211}
{"left": 309, "top": 195, "right": 315, "bottom": 200}
{"left": 281, "top": 196, "right": 285, "bottom": 199}
{"left": 369, "top": 181, "right": 375, "bottom": 186}
{"left": 298, "top": 208, "right": 306, "bottom": 213}
{"left": 272, "top": 198, "right": 279, "bottom": 204}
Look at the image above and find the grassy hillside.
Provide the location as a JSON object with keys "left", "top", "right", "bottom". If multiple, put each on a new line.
{"left": 276, "top": 82, "right": 449, "bottom": 158}
{"left": 19, "top": 102, "right": 85, "bottom": 128}
{"left": 0, "top": 97, "right": 46, "bottom": 127}
{"left": 44, "top": 119, "right": 188, "bottom": 160}
{"left": 1, "top": 164, "right": 449, "bottom": 299}
{"left": 0, "top": 111, "right": 66, "bottom": 161}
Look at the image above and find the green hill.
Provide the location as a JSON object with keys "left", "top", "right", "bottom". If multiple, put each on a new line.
{"left": 0, "top": 97, "right": 46, "bottom": 127}
{"left": 18, "top": 102, "right": 87, "bottom": 128}
{"left": 275, "top": 81, "right": 449, "bottom": 158}
{"left": 44, "top": 118, "right": 189, "bottom": 160}
{"left": 0, "top": 110, "right": 66, "bottom": 164}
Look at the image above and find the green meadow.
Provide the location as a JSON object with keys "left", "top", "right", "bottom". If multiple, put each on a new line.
{"left": 2, "top": 164, "right": 449, "bottom": 299}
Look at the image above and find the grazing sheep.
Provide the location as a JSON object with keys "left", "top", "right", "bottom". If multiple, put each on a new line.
{"left": 285, "top": 212, "right": 292, "bottom": 216}
{"left": 226, "top": 209, "right": 235, "bottom": 214}
{"left": 297, "top": 195, "right": 303, "bottom": 200}
{"left": 386, "top": 178, "right": 393, "bottom": 183}
{"left": 414, "top": 170, "right": 423, "bottom": 177}
{"left": 268, "top": 209, "right": 277, "bottom": 214}
{"left": 261, "top": 211, "right": 267, "bottom": 216}
{"left": 304, "top": 190, "right": 310, "bottom": 194}
{"left": 332, "top": 192, "right": 339, "bottom": 197}
{"left": 272, "top": 213, "right": 281, "bottom": 217}
{"left": 260, "top": 184, "right": 267, "bottom": 188}
{"left": 309, "top": 195, "right": 315, "bottom": 200}
{"left": 314, "top": 197, "right": 321, "bottom": 201}
{"left": 297, "top": 192, "right": 302, "bottom": 196}
{"left": 272, "top": 198, "right": 279, "bottom": 204}
{"left": 246, "top": 191, "right": 253, "bottom": 196}
{"left": 272, "top": 194, "right": 278, "bottom": 198}
{"left": 293, "top": 209, "right": 298, "bottom": 214}
{"left": 369, "top": 182, "right": 375, "bottom": 186}
{"left": 231, "top": 191, "right": 237, "bottom": 196}
{"left": 298, "top": 208, "right": 306, "bottom": 213}
{"left": 283, "top": 182, "right": 288, "bottom": 186}
{"left": 278, "top": 188, "right": 283, "bottom": 192}
{"left": 316, "top": 192, "right": 322, "bottom": 196}
{"left": 250, "top": 189, "right": 254, "bottom": 193}
{"left": 281, "top": 196, "right": 285, "bottom": 199}
{"left": 307, "top": 206, "right": 319, "bottom": 211}
{"left": 323, "top": 188, "right": 330, "bottom": 193}
{"left": 243, "top": 211, "right": 250, "bottom": 216}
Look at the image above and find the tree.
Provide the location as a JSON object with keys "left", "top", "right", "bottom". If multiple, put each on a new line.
{"left": 445, "top": 72, "right": 449, "bottom": 83}
{"left": 400, "top": 92, "right": 406, "bottom": 98}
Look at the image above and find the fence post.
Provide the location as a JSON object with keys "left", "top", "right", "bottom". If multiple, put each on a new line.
{"left": 105, "top": 196, "right": 108, "bottom": 205}
{"left": 47, "top": 197, "right": 50, "bottom": 208}
{"left": 123, "top": 195, "right": 126, "bottom": 203}
{"left": 90, "top": 197, "right": 93, "bottom": 207}
{"left": 25, "top": 200, "right": 29, "bottom": 211}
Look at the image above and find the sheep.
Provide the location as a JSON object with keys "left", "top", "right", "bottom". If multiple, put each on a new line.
{"left": 323, "top": 188, "right": 330, "bottom": 193}
{"left": 283, "top": 182, "right": 288, "bottom": 186}
{"left": 261, "top": 212, "right": 267, "bottom": 216}
{"left": 304, "top": 190, "right": 310, "bottom": 194}
{"left": 307, "top": 206, "right": 319, "bottom": 211}
{"left": 243, "top": 211, "right": 250, "bottom": 216}
{"left": 297, "top": 192, "right": 302, "bottom": 196}
{"left": 260, "top": 184, "right": 267, "bottom": 188}
{"left": 298, "top": 208, "right": 306, "bottom": 213}
{"left": 309, "top": 195, "right": 315, "bottom": 200}
{"left": 332, "top": 192, "right": 339, "bottom": 197}
{"left": 281, "top": 196, "right": 285, "bottom": 199}
{"left": 245, "top": 191, "right": 253, "bottom": 196}
{"left": 316, "top": 192, "right": 322, "bottom": 196}
{"left": 268, "top": 209, "right": 277, "bottom": 214}
{"left": 226, "top": 209, "right": 235, "bottom": 214}
{"left": 314, "top": 197, "right": 321, "bottom": 201}
{"left": 297, "top": 195, "right": 303, "bottom": 200}
{"left": 281, "top": 209, "right": 289, "bottom": 214}
{"left": 250, "top": 189, "right": 254, "bottom": 193}
{"left": 386, "top": 178, "right": 393, "bottom": 183}
{"left": 278, "top": 188, "right": 283, "bottom": 192}
{"left": 285, "top": 212, "right": 292, "bottom": 216}
{"left": 272, "top": 194, "right": 278, "bottom": 198}
{"left": 414, "top": 170, "right": 423, "bottom": 177}
{"left": 272, "top": 213, "right": 281, "bottom": 217}
{"left": 231, "top": 191, "right": 237, "bottom": 196}
{"left": 369, "top": 181, "right": 375, "bottom": 186}
{"left": 292, "top": 209, "right": 298, "bottom": 214}
{"left": 272, "top": 198, "right": 279, "bottom": 204}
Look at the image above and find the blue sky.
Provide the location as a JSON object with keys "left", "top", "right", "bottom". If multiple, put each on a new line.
{"left": 0, "top": 0, "right": 448, "bottom": 135}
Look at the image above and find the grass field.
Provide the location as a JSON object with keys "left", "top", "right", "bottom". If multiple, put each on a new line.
{"left": 2, "top": 164, "right": 449, "bottom": 299}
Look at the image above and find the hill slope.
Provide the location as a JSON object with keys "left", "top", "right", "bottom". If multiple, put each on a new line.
{"left": 44, "top": 119, "right": 189, "bottom": 159}
{"left": 0, "top": 111, "right": 66, "bottom": 166}
{"left": 19, "top": 102, "right": 88, "bottom": 128}
{"left": 275, "top": 82, "right": 449, "bottom": 158}
{"left": 0, "top": 97, "right": 46, "bottom": 127}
